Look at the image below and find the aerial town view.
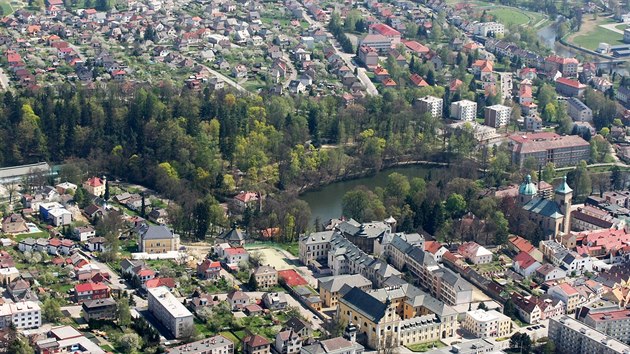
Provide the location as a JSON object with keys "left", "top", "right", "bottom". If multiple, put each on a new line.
{"left": 1, "top": 0, "right": 630, "bottom": 353}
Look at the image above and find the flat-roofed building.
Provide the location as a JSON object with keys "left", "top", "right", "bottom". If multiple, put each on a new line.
{"left": 484, "top": 104, "right": 512, "bottom": 128}
{"left": 583, "top": 309, "right": 630, "bottom": 343}
{"left": 549, "top": 316, "right": 630, "bottom": 354}
{"left": 462, "top": 309, "right": 512, "bottom": 338}
{"left": 167, "top": 335, "right": 234, "bottom": 354}
{"left": 416, "top": 96, "right": 443, "bottom": 118}
{"left": 450, "top": 100, "right": 477, "bottom": 121}
{"left": 0, "top": 301, "right": 41, "bottom": 329}
{"left": 148, "top": 286, "right": 194, "bottom": 339}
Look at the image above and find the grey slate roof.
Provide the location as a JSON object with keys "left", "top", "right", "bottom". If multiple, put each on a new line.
{"left": 142, "top": 225, "right": 175, "bottom": 240}
{"left": 318, "top": 274, "right": 372, "bottom": 293}
{"left": 340, "top": 287, "right": 387, "bottom": 322}
{"left": 523, "top": 198, "right": 563, "bottom": 219}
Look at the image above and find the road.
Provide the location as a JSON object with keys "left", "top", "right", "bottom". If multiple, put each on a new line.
{"left": 90, "top": 257, "right": 148, "bottom": 309}
{"left": 282, "top": 54, "right": 298, "bottom": 88}
{"left": 299, "top": 2, "right": 379, "bottom": 96}
{"left": 599, "top": 22, "right": 624, "bottom": 34}
{"left": 202, "top": 64, "right": 251, "bottom": 95}
{"left": 0, "top": 68, "right": 9, "bottom": 90}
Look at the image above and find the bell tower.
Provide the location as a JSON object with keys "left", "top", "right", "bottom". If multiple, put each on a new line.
{"left": 554, "top": 175, "right": 573, "bottom": 235}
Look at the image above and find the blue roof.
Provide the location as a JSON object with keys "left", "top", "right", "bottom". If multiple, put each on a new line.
{"left": 519, "top": 175, "right": 538, "bottom": 196}
{"left": 523, "top": 198, "right": 563, "bottom": 219}
{"left": 555, "top": 176, "right": 573, "bottom": 195}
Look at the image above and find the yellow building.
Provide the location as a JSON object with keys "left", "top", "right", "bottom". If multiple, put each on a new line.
{"left": 462, "top": 309, "right": 512, "bottom": 338}
{"left": 83, "top": 176, "right": 106, "bottom": 197}
{"left": 318, "top": 274, "right": 372, "bottom": 308}
{"left": 338, "top": 285, "right": 458, "bottom": 350}
{"left": 140, "top": 225, "right": 180, "bottom": 254}
{"left": 253, "top": 266, "right": 278, "bottom": 290}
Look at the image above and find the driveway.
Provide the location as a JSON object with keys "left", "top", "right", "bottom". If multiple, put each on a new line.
{"left": 600, "top": 22, "right": 625, "bottom": 34}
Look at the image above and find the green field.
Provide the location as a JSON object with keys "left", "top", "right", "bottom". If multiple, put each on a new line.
{"left": 0, "top": 0, "right": 14, "bottom": 16}
{"left": 487, "top": 8, "right": 530, "bottom": 26}
{"left": 571, "top": 21, "right": 624, "bottom": 50}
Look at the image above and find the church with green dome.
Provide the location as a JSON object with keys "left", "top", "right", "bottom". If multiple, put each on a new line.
{"left": 518, "top": 174, "right": 573, "bottom": 239}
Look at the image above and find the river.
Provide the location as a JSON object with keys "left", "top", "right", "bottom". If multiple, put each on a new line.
{"left": 299, "top": 165, "right": 440, "bottom": 225}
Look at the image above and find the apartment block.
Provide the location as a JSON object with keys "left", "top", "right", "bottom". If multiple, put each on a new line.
{"left": 416, "top": 96, "right": 443, "bottom": 118}
{"left": 462, "top": 309, "right": 512, "bottom": 338}
{"left": 484, "top": 104, "right": 512, "bottom": 128}
{"left": 167, "top": 335, "right": 234, "bottom": 354}
{"left": 549, "top": 316, "right": 630, "bottom": 354}
{"left": 148, "top": 286, "right": 194, "bottom": 339}
{"left": 450, "top": 100, "right": 477, "bottom": 121}
{"left": 0, "top": 301, "right": 41, "bottom": 329}
{"left": 473, "top": 22, "right": 505, "bottom": 37}
{"left": 583, "top": 309, "right": 630, "bottom": 344}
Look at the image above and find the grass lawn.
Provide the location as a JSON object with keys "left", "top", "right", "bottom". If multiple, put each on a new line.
{"left": 570, "top": 19, "right": 624, "bottom": 50}
{"left": 220, "top": 330, "right": 242, "bottom": 345}
{"left": 0, "top": 0, "right": 14, "bottom": 15}
{"left": 487, "top": 8, "right": 530, "bottom": 26}
{"left": 14, "top": 231, "right": 48, "bottom": 241}
{"left": 406, "top": 341, "right": 446, "bottom": 352}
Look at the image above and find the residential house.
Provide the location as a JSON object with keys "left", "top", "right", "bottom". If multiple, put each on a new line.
{"left": 458, "top": 242, "right": 493, "bottom": 264}
{"left": 253, "top": 266, "right": 278, "bottom": 289}
{"left": 72, "top": 226, "right": 96, "bottom": 242}
{"left": 83, "top": 176, "right": 106, "bottom": 197}
{"left": 197, "top": 259, "right": 222, "bottom": 280}
{"left": 232, "top": 64, "right": 248, "bottom": 79}
{"left": 81, "top": 298, "right": 117, "bottom": 321}
{"left": 138, "top": 224, "right": 180, "bottom": 254}
{"left": 534, "top": 264, "right": 567, "bottom": 283}
{"left": 227, "top": 290, "right": 250, "bottom": 310}
{"left": 513, "top": 252, "right": 542, "bottom": 277}
{"left": 555, "top": 77, "right": 586, "bottom": 97}
{"left": 548, "top": 283, "right": 583, "bottom": 314}
{"left": 275, "top": 330, "right": 301, "bottom": 354}
{"left": 1, "top": 214, "right": 28, "bottom": 234}
{"left": 74, "top": 282, "right": 110, "bottom": 304}
{"left": 262, "top": 292, "right": 288, "bottom": 311}
{"left": 243, "top": 335, "right": 270, "bottom": 354}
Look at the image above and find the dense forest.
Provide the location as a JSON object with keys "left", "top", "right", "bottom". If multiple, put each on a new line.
{"left": 0, "top": 83, "right": 458, "bottom": 238}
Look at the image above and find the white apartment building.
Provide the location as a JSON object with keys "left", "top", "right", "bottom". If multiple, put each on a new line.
{"left": 463, "top": 309, "right": 512, "bottom": 338}
{"left": 567, "top": 97, "right": 593, "bottom": 122}
{"left": 473, "top": 22, "right": 505, "bottom": 37}
{"left": 416, "top": 96, "right": 443, "bottom": 118}
{"left": 0, "top": 301, "right": 41, "bottom": 329}
{"left": 549, "top": 316, "right": 630, "bottom": 354}
{"left": 450, "top": 100, "right": 477, "bottom": 121}
{"left": 484, "top": 104, "right": 512, "bottom": 128}
{"left": 148, "top": 286, "right": 194, "bottom": 339}
{"left": 167, "top": 335, "right": 235, "bottom": 354}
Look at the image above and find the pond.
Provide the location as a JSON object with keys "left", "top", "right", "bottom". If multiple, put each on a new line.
{"left": 299, "top": 165, "right": 441, "bottom": 225}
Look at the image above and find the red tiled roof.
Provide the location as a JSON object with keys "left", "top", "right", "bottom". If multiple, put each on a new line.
{"left": 410, "top": 73, "right": 428, "bottom": 87}
{"left": 556, "top": 77, "right": 585, "bottom": 89}
{"left": 514, "top": 251, "right": 538, "bottom": 269}
{"left": 225, "top": 247, "right": 247, "bottom": 256}
{"left": 145, "top": 277, "right": 175, "bottom": 288}
{"left": 85, "top": 177, "right": 103, "bottom": 187}
{"left": 402, "top": 40, "right": 429, "bottom": 54}
{"left": 370, "top": 23, "right": 400, "bottom": 37}
{"left": 278, "top": 269, "right": 308, "bottom": 287}
{"left": 75, "top": 282, "right": 108, "bottom": 293}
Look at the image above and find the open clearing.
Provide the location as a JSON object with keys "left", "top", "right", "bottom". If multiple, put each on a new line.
{"left": 569, "top": 18, "right": 624, "bottom": 51}
{"left": 447, "top": 1, "right": 546, "bottom": 28}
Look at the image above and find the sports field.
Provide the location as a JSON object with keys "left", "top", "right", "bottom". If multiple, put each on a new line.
{"left": 569, "top": 18, "right": 624, "bottom": 51}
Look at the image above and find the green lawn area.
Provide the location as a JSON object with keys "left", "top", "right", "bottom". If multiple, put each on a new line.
{"left": 406, "top": 341, "right": 446, "bottom": 352}
{"left": 14, "top": 231, "right": 48, "bottom": 241}
{"left": 0, "top": 0, "right": 14, "bottom": 15}
{"left": 220, "top": 330, "right": 242, "bottom": 345}
{"left": 487, "top": 8, "right": 530, "bottom": 26}
{"left": 570, "top": 20, "right": 624, "bottom": 50}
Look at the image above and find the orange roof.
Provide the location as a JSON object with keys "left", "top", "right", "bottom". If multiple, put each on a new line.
{"left": 409, "top": 73, "right": 428, "bottom": 87}
{"left": 402, "top": 40, "right": 429, "bottom": 54}
{"left": 382, "top": 78, "right": 397, "bottom": 86}
{"left": 374, "top": 66, "right": 389, "bottom": 76}
{"left": 473, "top": 59, "right": 493, "bottom": 72}
{"left": 556, "top": 77, "right": 586, "bottom": 89}
{"left": 509, "top": 236, "right": 535, "bottom": 254}
{"left": 557, "top": 282, "right": 579, "bottom": 296}
{"left": 235, "top": 191, "right": 258, "bottom": 203}
{"left": 85, "top": 176, "right": 103, "bottom": 187}
{"left": 424, "top": 241, "right": 443, "bottom": 255}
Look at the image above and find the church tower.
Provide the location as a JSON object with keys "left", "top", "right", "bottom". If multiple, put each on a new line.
{"left": 555, "top": 175, "right": 573, "bottom": 235}
{"left": 518, "top": 174, "right": 538, "bottom": 205}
